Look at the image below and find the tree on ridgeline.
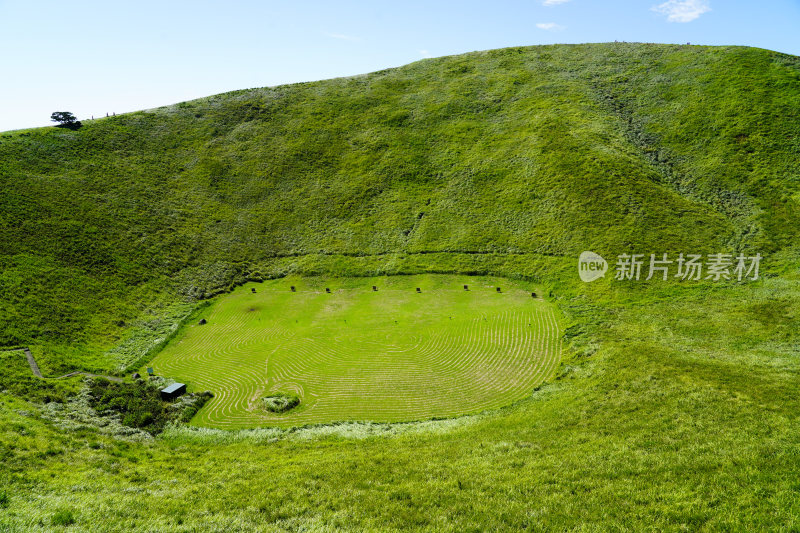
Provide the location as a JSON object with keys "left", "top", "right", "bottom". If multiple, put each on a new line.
{"left": 50, "top": 111, "right": 82, "bottom": 130}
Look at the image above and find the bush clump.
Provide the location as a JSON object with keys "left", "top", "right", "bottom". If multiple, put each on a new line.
{"left": 87, "top": 378, "right": 212, "bottom": 434}
{"left": 51, "top": 508, "right": 76, "bottom": 526}
{"left": 176, "top": 391, "right": 213, "bottom": 422}
{"left": 259, "top": 393, "right": 300, "bottom": 413}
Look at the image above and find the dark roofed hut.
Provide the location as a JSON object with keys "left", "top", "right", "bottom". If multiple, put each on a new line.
{"left": 161, "top": 383, "right": 186, "bottom": 401}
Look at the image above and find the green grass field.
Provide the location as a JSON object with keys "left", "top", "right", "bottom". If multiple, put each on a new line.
{"left": 2, "top": 43, "right": 800, "bottom": 530}
{"left": 150, "top": 275, "right": 561, "bottom": 428}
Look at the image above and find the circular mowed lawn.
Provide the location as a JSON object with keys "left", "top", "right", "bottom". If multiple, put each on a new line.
{"left": 150, "top": 274, "right": 562, "bottom": 428}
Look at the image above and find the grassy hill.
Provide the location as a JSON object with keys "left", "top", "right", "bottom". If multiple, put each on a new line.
{"left": 1, "top": 43, "right": 799, "bottom": 530}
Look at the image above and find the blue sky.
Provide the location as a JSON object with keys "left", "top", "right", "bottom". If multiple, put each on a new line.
{"left": 1, "top": 0, "right": 798, "bottom": 132}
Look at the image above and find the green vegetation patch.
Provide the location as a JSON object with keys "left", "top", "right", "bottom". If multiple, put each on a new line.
{"left": 150, "top": 274, "right": 561, "bottom": 428}
{"left": 259, "top": 393, "right": 300, "bottom": 413}
{"left": 0, "top": 348, "right": 79, "bottom": 403}
{"left": 51, "top": 508, "right": 76, "bottom": 527}
{"left": 87, "top": 377, "right": 212, "bottom": 434}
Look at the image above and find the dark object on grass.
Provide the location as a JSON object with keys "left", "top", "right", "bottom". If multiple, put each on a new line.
{"left": 372, "top": 286, "right": 377, "bottom": 291}
{"left": 326, "top": 288, "right": 331, "bottom": 293}
{"left": 146, "top": 367, "right": 154, "bottom": 376}
{"left": 496, "top": 287, "right": 502, "bottom": 293}
{"left": 199, "top": 318, "right": 207, "bottom": 325}
{"left": 132, "top": 372, "right": 140, "bottom": 379}
{"left": 531, "top": 292, "right": 537, "bottom": 298}
{"left": 416, "top": 287, "right": 421, "bottom": 293}
{"left": 251, "top": 288, "right": 256, "bottom": 293}
{"left": 464, "top": 285, "right": 469, "bottom": 290}
{"left": 161, "top": 382, "right": 186, "bottom": 401}
{"left": 290, "top": 286, "right": 296, "bottom": 292}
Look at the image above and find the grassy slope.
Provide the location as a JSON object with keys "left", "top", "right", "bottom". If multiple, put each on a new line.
{"left": 4, "top": 43, "right": 798, "bottom": 369}
{"left": 1, "top": 43, "right": 799, "bottom": 530}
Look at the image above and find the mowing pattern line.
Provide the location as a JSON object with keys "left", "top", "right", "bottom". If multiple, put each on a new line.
{"left": 152, "top": 279, "right": 561, "bottom": 428}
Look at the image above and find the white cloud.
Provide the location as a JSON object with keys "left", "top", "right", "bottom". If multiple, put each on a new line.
{"left": 542, "top": 0, "right": 570, "bottom": 5}
{"left": 323, "top": 32, "right": 360, "bottom": 42}
{"left": 419, "top": 50, "right": 432, "bottom": 58}
{"left": 536, "top": 22, "right": 566, "bottom": 31}
{"left": 652, "top": 0, "right": 711, "bottom": 22}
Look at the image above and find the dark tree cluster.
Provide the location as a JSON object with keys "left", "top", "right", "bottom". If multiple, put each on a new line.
{"left": 50, "top": 111, "right": 82, "bottom": 130}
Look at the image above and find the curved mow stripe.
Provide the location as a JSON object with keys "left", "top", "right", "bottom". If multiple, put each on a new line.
{"left": 152, "top": 288, "right": 562, "bottom": 429}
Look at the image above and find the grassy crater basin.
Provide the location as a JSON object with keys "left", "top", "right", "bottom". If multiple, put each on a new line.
{"left": 149, "top": 274, "right": 562, "bottom": 428}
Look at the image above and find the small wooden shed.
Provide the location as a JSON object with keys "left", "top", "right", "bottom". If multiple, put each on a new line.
{"left": 161, "top": 382, "right": 186, "bottom": 401}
